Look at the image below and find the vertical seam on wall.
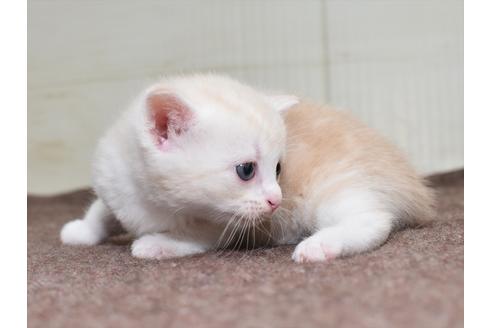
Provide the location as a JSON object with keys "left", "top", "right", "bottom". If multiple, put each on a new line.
{"left": 320, "top": 0, "right": 331, "bottom": 101}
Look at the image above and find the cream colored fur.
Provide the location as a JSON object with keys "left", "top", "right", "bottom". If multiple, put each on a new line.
{"left": 274, "top": 103, "right": 435, "bottom": 262}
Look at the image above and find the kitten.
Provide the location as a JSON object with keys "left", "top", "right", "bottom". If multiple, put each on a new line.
{"left": 60, "top": 74, "right": 434, "bottom": 263}
{"left": 60, "top": 74, "right": 297, "bottom": 259}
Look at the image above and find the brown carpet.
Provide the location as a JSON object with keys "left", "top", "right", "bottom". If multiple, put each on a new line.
{"left": 27, "top": 170, "right": 464, "bottom": 328}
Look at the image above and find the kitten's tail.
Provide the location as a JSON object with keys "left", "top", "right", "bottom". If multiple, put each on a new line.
{"left": 390, "top": 174, "right": 437, "bottom": 229}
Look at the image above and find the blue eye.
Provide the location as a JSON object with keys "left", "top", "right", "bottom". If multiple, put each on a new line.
{"left": 236, "top": 162, "right": 255, "bottom": 181}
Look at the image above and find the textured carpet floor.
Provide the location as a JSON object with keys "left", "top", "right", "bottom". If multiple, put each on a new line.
{"left": 27, "top": 170, "right": 463, "bottom": 328}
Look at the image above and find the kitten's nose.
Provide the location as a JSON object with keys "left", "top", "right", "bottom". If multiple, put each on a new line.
{"left": 266, "top": 196, "right": 281, "bottom": 211}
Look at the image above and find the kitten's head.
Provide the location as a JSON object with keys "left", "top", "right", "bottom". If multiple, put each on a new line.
{"left": 137, "top": 74, "right": 298, "bottom": 222}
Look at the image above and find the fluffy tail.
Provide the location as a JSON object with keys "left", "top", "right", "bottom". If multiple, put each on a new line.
{"left": 392, "top": 174, "right": 436, "bottom": 228}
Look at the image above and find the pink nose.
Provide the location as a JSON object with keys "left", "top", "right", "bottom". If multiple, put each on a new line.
{"left": 266, "top": 197, "right": 280, "bottom": 211}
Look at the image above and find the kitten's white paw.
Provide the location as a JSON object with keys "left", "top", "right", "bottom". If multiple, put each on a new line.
{"left": 60, "top": 219, "right": 104, "bottom": 246}
{"left": 131, "top": 234, "right": 206, "bottom": 260}
{"left": 292, "top": 236, "right": 341, "bottom": 263}
{"left": 131, "top": 235, "right": 178, "bottom": 260}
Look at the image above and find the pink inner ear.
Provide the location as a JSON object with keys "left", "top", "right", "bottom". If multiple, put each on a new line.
{"left": 147, "top": 92, "right": 192, "bottom": 148}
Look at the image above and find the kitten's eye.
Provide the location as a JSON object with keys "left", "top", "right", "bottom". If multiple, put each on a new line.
{"left": 236, "top": 162, "right": 256, "bottom": 181}
{"left": 276, "top": 162, "right": 281, "bottom": 178}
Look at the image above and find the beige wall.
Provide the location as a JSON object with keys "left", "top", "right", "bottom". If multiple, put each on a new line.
{"left": 28, "top": 0, "right": 463, "bottom": 194}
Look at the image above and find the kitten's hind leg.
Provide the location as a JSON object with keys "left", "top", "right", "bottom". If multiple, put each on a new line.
{"left": 60, "top": 198, "right": 113, "bottom": 246}
{"left": 292, "top": 189, "right": 393, "bottom": 263}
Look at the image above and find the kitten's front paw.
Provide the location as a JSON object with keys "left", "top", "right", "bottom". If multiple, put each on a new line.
{"left": 131, "top": 235, "right": 177, "bottom": 260}
{"left": 292, "top": 237, "right": 341, "bottom": 263}
{"left": 60, "top": 219, "right": 104, "bottom": 246}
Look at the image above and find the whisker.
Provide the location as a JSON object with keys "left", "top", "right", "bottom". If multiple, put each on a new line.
{"left": 217, "top": 212, "right": 242, "bottom": 256}
{"left": 223, "top": 216, "right": 242, "bottom": 252}
{"left": 215, "top": 213, "right": 237, "bottom": 250}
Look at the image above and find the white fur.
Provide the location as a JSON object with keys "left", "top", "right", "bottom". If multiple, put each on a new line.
{"left": 291, "top": 188, "right": 393, "bottom": 263}
{"left": 60, "top": 199, "right": 111, "bottom": 245}
{"left": 60, "top": 74, "right": 297, "bottom": 259}
{"left": 131, "top": 233, "right": 207, "bottom": 259}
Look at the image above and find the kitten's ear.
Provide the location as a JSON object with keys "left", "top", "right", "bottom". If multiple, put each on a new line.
{"left": 146, "top": 91, "right": 193, "bottom": 147}
{"left": 268, "top": 95, "right": 299, "bottom": 112}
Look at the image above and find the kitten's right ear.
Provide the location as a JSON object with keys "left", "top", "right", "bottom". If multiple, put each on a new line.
{"left": 268, "top": 95, "right": 299, "bottom": 112}
{"left": 146, "top": 91, "right": 193, "bottom": 149}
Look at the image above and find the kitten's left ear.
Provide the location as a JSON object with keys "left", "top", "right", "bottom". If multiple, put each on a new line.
{"left": 268, "top": 95, "right": 299, "bottom": 112}
{"left": 146, "top": 90, "right": 193, "bottom": 149}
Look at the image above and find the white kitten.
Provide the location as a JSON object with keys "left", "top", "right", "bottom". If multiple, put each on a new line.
{"left": 60, "top": 74, "right": 297, "bottom": 259}
{"left": 61, "top": 74, "right": 434, "bottom": 263}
